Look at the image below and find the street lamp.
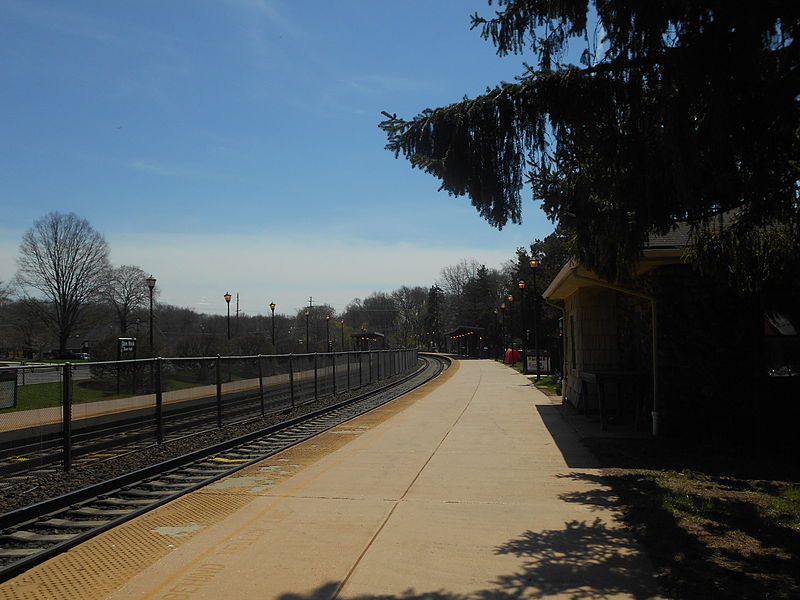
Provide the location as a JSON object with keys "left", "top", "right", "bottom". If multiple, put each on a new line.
{"left": 224, "top": 293, "right": 232, "bottom": 340}
{"left": 269, "top": 302, "right": 276, "bottom": 348}
{"left": 340, "top": 319, "right": 345, "bottom": 350}
{"left": 518, "top": 281, "right": 527, "bottom": 372}
{"left": 530, "top": 257, "right": 541, "bottom": 380}
{"left": 500, "top": 301, "right": 507, "bottom": 352}
{"left": 493, "top": 307, "right": 499, "bottom": 358}
{"left": 506, "top": 294, "right": 514, "bottom": 357}
{"left": 146, "top": 275, "right": 156, "bottom": 354}
{"left": 304, "top": 310, "right": 310, "bottom": 349}
{"left": 325, "top": 315, "right": 331, "bottom": 352}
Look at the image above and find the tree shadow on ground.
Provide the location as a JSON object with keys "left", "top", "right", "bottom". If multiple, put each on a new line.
{"left": 534, "top": 400, "right": 800, "bottom": 599}
{"left": 276, "top": 513, "right": 662, "bottom": 600}
{"left": 560, "top": 471, "right": 800, "bottom": 599}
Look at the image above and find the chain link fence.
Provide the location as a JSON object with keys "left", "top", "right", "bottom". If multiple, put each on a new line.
{"left": 0, "top": 349, "right": 418, "bottom": 472}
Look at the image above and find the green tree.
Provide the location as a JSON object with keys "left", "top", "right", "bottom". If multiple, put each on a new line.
{"left": 424, "top": 285, "right": 445, "bottom": 351}
{"left": 380, "top": 1, "right": 799, "bottom": 285}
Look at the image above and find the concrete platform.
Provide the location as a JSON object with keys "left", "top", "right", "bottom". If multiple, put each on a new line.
{"left": 0, "top": 358, "right": 665, "bottom": 600}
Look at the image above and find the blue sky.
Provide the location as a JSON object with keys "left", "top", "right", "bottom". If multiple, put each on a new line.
{"left": 1, "top": 0, "right": 555, "bottom": 316}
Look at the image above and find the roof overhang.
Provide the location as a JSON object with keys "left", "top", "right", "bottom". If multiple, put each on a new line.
{"left": 543, "top": 248, "right": 686, "bottom": 301}
{"left": 446, "top": 326, "right": 484, "bottom": 338}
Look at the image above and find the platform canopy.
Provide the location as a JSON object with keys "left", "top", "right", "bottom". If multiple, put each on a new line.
{"left": 445, "top": 326, "right": 484, "bottom": 339}
{"left": 351, "top": 330, "right": 385, "bottom": 341}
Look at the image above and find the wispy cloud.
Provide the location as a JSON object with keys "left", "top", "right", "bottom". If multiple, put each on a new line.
{"left": 125, "top": 158, "right": 231, "bottom": 182}
{"left": 225, "top": 0, "right": 294, "bottom": 32}
{"left": 4, "top": 0, "right": 181, "bottom": 48}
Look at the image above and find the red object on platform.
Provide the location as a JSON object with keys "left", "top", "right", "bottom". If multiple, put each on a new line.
{"left": 504, "top": 349, "right": 520, "bottom": 364}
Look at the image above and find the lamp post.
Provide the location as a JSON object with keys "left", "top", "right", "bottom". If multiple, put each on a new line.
{"left": 340, "top": 319, "right": 345, "bottom": 350}
{"left": 493, "top": 307, "right": 499, "bottom": 358}
{"left": 506, "top": 294, "right": 514, "bottom": 360}
{"left": 530, "top": 257, "right": 541, "bottom": 381}
{"left": 269, "top": 302, "right": 276, "bottom": 348}
{"left": 224, "top": 293, "right": 232, "bottom": 340}
{"left": 304, "top": 310, "right": 310, "bottom": 349}
{"left": 325, "top": 315, "right": 331, "bottom": 352}
{"left": 518, "top": 281, "right": 527, "bottom": 372}
{"left": 500, "top": 302, "right": 507, "bottom": 353}
{"left": 145, "top": 275, "right": 156, "bottom": 354}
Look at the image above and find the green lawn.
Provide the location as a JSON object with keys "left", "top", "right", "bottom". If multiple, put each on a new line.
{"left": 2, "top": 377, "right": 211, "bottom": 412}
{"left": 533, "top": 374, "right": 562, "bottom": 396}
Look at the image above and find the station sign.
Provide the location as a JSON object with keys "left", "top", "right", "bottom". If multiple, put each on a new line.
{"left": 118, "top": 338, "right": 137, "bottom": 355}
{"left": 526, "top": 352, "right": 551, "bottom": 374}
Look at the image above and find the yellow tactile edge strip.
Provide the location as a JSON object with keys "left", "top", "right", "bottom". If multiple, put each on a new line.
{"left": 0, "top": 358, "right": 458, "bottom": 600}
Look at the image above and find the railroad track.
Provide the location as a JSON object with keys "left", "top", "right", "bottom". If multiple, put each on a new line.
{"left": 0, "top": 384, "right": 296, "bottom": 478}
{"left": 0, "top": 354, "right": 407, "bottom": 478}
{"left": 0, "top": 353, "right": 448, "bottom": 582}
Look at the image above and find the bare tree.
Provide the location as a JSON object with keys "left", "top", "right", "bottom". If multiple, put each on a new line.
{"left": 391, "top": 286, "right": 427, "bottom": 347}
{"left": 104, "top": 265, "right": 152, "bottom": 334}
{"left": 1, "top": 299, "right": 50, "bottom": 358}
{"left": 437, "top": 259, "right": 481, "bottom": 297}
{"left": 15, "top": 212, "right": 110, "bottom": 355}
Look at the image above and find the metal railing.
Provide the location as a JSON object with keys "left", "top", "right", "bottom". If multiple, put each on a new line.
{"left": 0, "top": 349, "right": 418, "bottom": 472}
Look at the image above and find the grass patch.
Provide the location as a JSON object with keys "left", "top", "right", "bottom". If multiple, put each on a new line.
{"left": 533, "top": 374, "right": 561, "bottom": 396}
{"left": 758, "top": 486, "right": 800, "bottom": 531}
{"left": 502, "top": 359, "right": 561, "bottom": 396}
{"left": 6, "top": 380, "right": 131, "bottom": 411}
{"left": 3, "top": 376, "right": 212, "bottom": 412}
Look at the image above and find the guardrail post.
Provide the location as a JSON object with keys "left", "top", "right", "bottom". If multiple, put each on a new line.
{"left": 258, "top": 354, "right": 265, "bottom": 416}
{"left": 155, "top": 357, "right": 164, "bottom": 445}
{"left": 289, "top": 354, "right": 295, "bottom": 408}
{"left": 215, "top": 355, "right": 223, "bottom": 428}
{"left": 62, "top": 363, "right": 72, "bottom": 472}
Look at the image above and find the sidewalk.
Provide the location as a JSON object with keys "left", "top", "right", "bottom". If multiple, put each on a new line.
{"left": 0, "top": 358, "right": 664, "bottom": 600}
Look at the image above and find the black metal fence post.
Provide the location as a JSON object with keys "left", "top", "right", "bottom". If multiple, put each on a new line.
{"left": 314, "top": 353, "right": 318, "bottom": 401}
{"left": 215, "top": 355, "right": 223, "bottom": 428}
{"left": 258, "top": 354, "right": 265, "bottom": 416}
{"left": 155, "top": 357, "right": 164, "bottom": 445}
{"left": 332, "top": 352, "right": 337, "bottom": 395}
{"left": 289, "top": 354, "right": 295, "bottom": 408}
{"left": 62, "top": 363, "right": 72, "bottom": 472}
